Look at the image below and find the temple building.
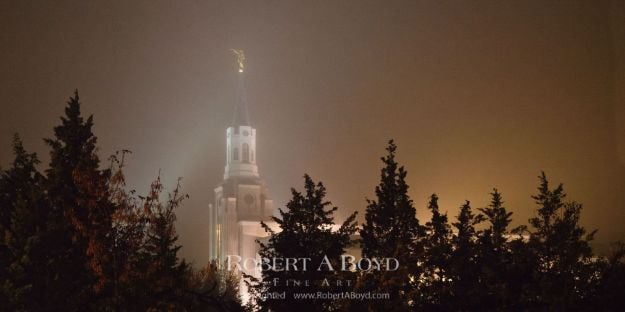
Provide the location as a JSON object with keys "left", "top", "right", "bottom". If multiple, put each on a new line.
{"left": 208, "top": 50, "right": 275, "bottom": 297}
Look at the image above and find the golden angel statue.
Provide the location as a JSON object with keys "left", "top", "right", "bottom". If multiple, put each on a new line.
{"left": 230, "top": 49, "right": 245, "bottom": 73}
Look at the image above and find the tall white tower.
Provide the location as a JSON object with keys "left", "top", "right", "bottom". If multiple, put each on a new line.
{"left": 223, "top": 70, "right": 259, "bottom": 180}
{"left": 208, "top": 51, "right": 274, "bottom": 291}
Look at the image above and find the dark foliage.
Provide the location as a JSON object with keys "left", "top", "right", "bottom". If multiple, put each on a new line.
{"left": 0, "top": 91, "right": 243, "bottom": 311}
{"left": 248, "top": 141, "right": 625, "bottom": 311}
{"left": 0, "top": 135, "right": 47, "bottom": 311}
{"left": 2, "top": 95, "right": 625, "bottom": 311}
{"left": 358, "top": 140, "right": 422, "bottom": 311}
{"left": 249, "top": 175, "right": 358, "bottom": 312}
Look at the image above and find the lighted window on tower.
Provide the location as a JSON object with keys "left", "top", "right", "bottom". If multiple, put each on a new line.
{"left": 233, "top": 147, "right": 239, "bottom": 161}
{"left": 242, "top": 143, "right": 250, "bottom": 163}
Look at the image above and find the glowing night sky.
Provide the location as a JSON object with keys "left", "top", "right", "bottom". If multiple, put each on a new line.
{"left": 1, "top": 0, "right": 624, "bottom": 264}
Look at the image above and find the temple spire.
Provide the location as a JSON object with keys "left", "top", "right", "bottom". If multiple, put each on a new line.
{"left": 231, "top": 49, "right": 250, "bottom": 126}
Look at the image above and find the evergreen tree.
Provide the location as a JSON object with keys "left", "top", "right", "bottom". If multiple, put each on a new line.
{"left": 359, "top": 140, "right": 422, "bottom": 311}
{"left": 479, "top": 189, "right": 512, "bottom": 252}
{"left": 425, "top": 194, "right": 452, "bottom": 266}
{"left": 251, "top": 174, "right": 357, "bottom": 312}
{"left": 452, "top": 201, "right": 481, "bottom": 262}
{"left": 417, "top": 194, "right": 453, "bottom": 309}
{"left": 476, "top": 189, "right": 514, "bottom": 308}
{"left": 0, "top": 135, "right": 47, "bottom": 310}
{"left": 42, "top": 90, "right": 116, "bottom": 309}
{"left": 527, "top": 172, "right": 596, "bottom": 309}
{"left": 448, "top": 200, "right": 484, "bottom": 310}
{"left": 139, "top": 175, "right": 190, "bottom": 311}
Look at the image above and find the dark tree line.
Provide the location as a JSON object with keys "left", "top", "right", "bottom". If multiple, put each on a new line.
{"left": 249, "top": 141, "right": 625, "bottom": 311}
{"left": 0, "top": 91, "right": 242, "bottom": 311}
{"left": 2, "top": 92, "right": 625, "bottom": 311}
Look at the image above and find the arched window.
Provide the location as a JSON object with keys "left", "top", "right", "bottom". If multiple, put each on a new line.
{"left": 242, "top": 143, "right": 250, "bottom": 163}
{"left": 233, "top": 147, "right": 239, "bottom": 161}
{"left": 251, "top": 149, "right": 255, "bottom": 163}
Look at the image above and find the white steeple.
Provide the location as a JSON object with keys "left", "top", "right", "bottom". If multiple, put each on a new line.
{"left": 209, "top": 50, "right": 275, "bottom": 303}
{"left": 223, "top": 58, "right": 259, "bottom": 180}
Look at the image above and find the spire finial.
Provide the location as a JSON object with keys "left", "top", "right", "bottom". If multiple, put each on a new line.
{"left": 230, "top": 49, "right": 245, "bottom": 73}
{"left": 230, "top": 49, "right": 250, "bottom": 126}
